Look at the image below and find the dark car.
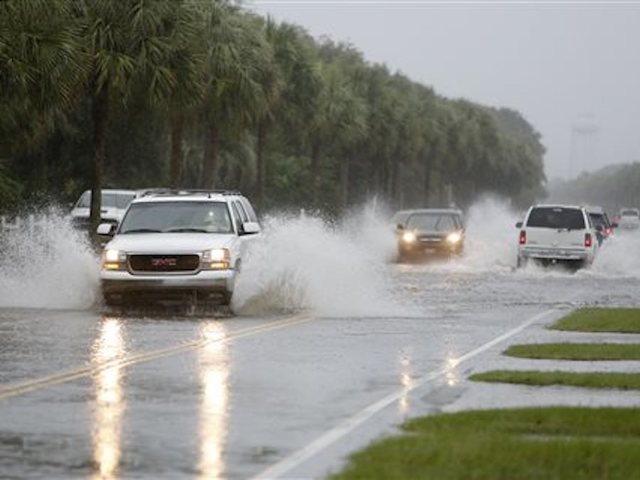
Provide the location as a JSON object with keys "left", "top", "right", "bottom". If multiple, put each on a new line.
{"left": 392, "top": 208, "right": 465, "bottom": 261}
{"left": 587, "top": 207, "right": 613, "bottom": 245}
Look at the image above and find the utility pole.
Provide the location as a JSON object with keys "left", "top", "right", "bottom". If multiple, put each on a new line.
{"left": 569, "top": 114, "right": 599, "bottom": 179}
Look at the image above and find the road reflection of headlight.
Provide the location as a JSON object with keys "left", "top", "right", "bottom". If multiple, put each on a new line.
{"left": 398, "top": 354, "right": 413, "bottom": 415}
{"left": 402, "top": 231, "right": 417, "bottom": 243}
{"left": 446, "top": 232, "right": 462, "bottom": 244}
{"left": 199, "top": 322, "right": 229, "bottom": 480}
{"left": 92, "top": 317, "right": 126, "bottom": 480}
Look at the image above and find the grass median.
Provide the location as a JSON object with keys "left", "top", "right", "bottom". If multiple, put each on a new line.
{"left": 470, "top": 370, "right": 640, "bottom": 390}
{"left": 551, "top": 308, "right": 640, "bottom": 333}
{"left": 330, "top": 407, "right": 640, "bottom": 480}
{"left": 504, "top": 342, "right": 640, "bottom": 360}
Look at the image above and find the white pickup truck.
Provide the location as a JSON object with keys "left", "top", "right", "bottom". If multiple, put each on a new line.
{"left": 516, "top": 205, "right": 600, "bottom": 269}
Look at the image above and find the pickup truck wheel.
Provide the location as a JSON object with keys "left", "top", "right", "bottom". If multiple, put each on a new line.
{"left": 103, "top": 293, "right": 122, "bottom": 308}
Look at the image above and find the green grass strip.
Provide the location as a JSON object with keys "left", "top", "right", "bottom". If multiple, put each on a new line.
{"left": 331, "top": 407, "right": 640, "bottom": 480}
{"left": 470, "top": 370, "right": 640, "bottom": 390}
{"left": 551, "top": 308, "right": 640, "bottom": 333}
{"left": 504, "top": 343, "right": 640, "bottom": 361}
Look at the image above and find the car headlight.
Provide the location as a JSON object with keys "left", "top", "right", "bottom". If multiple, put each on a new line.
{"left": 102, "top": 249, "right": 127, "bottom": 270}
{"left": 446, "top": 232, "right": 462, "bottom": 244}
{"left": 202, "top": 248, "right": 230, "bottom": 270}
{"left": 401, "top": 231, "right": 417, "bottom": 243}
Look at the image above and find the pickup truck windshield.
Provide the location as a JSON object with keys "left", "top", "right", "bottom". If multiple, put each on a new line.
{"left": 527, "top": 207, "right": 585, "bottom": 229}
{"left": 119, "top": 201, "right": 233, "bottom": 234}
{"left": 407, "top": 213, "right": 458, "bottom": 232}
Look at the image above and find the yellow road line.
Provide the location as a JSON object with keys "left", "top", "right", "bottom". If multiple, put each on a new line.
{"left": 0, "top": 313, "right": 314, "bottom": 401}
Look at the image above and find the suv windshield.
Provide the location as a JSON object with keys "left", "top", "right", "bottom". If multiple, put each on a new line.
{"left": 527, "top": 207, "right": 585, "bottom": 229}
{"left": 407, "top": 213, "right": 459, "bottom": 232}
{"left": 77, "top": 191, "right": 135, "bottom": 209}
{"left": 119, "top": 201, "right": 233, "bottom": 234}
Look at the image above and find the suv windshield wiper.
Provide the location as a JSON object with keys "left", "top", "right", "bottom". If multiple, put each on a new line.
{"left": 164, "top": 227, "right": 211, "bottom": 233}
{"left": 122, "top": 228, "right": 162, "bottom": 234}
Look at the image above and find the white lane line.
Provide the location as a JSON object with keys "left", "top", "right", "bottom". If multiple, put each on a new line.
{"left": 251, "top": 308, "right": 563, "bottom": 480}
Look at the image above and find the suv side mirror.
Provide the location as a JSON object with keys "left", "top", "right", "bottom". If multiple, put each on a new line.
{"left": 612, "top": 223, "right": 619, "bottom": 229}
{"left": 241, "top": 221, "right": 260, "bottom": 235}
{"left": 97, "top": 223, "right": 116, "bottom": 236}
{"left": 515, "top": 222, "right": 523, "bottom": 228}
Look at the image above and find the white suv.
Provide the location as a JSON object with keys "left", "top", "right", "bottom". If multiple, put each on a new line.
{"left": 99, "top": 190, "right": 260, "bottom": 306}
{"left": 516, "top": 205, "right": 599, "bottom": 269}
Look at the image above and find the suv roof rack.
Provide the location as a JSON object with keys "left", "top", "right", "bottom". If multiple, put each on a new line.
{"left": 138, "top": 188, "right": 241, "bottom": 198}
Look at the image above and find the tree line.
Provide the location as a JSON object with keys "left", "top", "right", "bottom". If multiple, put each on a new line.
{"left": 0, "top": 0, "right": 546, "bottom": 227}
{"left": 548, "top": 163, "right": 640, "bottom": 215}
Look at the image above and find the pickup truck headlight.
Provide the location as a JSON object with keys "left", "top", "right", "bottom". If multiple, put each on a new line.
{"left": 401, "top": 231, "right": 417, "bottom": 243}
{"left": 202, "top": 248, "right": 230, "bottom": 270}
{"left": 102, "top": 249, "right": 127, "bottom": 271}
{"left": 446, "top": 232, "right": 462, "bottom": 244}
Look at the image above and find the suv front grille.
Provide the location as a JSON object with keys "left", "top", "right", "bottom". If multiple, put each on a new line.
{"left": 129, "top": 254, "right": 200, "bottom": 273}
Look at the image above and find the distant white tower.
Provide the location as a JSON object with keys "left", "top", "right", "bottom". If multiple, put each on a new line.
{"left": 569, "top": 114, "right": 599, "bottom": 178}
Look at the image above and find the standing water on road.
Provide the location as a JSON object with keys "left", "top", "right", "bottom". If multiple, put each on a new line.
{"left": 0, "top": 210, "right": 99, "bottom": 309}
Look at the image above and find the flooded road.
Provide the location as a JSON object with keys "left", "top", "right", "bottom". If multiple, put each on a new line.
{"left": 1, "top": 205, "right": 640, "bottom": 479}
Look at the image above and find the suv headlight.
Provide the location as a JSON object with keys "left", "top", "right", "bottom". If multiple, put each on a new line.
{"left": 102, "top": 249, "right": 127, "bottom": 271}
{"left": 202, "top": 248, "right": 230, "bottom": 270}
{"left": 446, "top": 232, "right": 462, "bottom": 244}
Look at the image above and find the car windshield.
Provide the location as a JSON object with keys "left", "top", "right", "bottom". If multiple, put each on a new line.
{"left": 621, "top": 209, "right": 639, "bottom": 217}
{"left": 527, "top": 207, "right": 585, "bottom": 229}
{"left": 76, "top": 191, "right": 135, "bottom": 209}
{"left": 407, "top": 213, "right": 458, "bottom": 232}
{"left": 119, "top": 201, "right": 233, "bottom": 234}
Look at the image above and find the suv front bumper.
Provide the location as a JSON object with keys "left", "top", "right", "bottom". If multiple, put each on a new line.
{"left": 101, "top": 269, "right": 235, "bottom": 295}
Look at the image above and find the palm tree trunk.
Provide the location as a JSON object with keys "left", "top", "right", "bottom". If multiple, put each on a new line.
{"left": 423, "top": 159, "right": 432, "bottom": 206}
{"left": 311, "top": 141, "right": 321, "bottom": 205}
{"left": 202, "top": 123, "right": 220, "bottom": 189}
{"left": 90, "top": 87, "right": 108, "bottom": 237}
{"left": 339, "top": 157, "right": 350, "bottom": 211}
{"left": 170, "top": 115, "right": 184, "bottom": 188}
{"left": 389, "top": 157, "right": 399, "bottom": 206}
{"left": 256, "top": 122, "right": 267, "bottom": 210}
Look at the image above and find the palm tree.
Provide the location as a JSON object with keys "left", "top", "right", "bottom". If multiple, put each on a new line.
{"left": 80, "top": 0, "right": 176, "bottom": 233}
{"left": 198, "top": 6, "right": 275, "bottom": 190}
{"left": 0, "top": 0, "right": 85, "bottom": 157}
{"left": 143, "top": 1, "right": 207, "bottom": 188}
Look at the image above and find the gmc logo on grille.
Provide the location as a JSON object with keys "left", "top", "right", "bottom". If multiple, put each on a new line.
{"left": 151, "top": 257, "right": 177, "bottom": 267}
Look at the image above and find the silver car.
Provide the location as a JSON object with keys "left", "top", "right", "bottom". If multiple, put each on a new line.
{"left": 99, "top": 190, "right": 260, "bottom": 306}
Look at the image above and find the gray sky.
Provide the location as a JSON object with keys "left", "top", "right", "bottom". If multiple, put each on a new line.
{"left": 248, "top": 0, "right": 640, "bottom": 180}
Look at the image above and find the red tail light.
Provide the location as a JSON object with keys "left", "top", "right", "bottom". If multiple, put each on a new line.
{"left": 519, "top": 230, "right": 526, "bottom": 245}
{"left": 584, "top": 233, "right": 592, "bottom": 248}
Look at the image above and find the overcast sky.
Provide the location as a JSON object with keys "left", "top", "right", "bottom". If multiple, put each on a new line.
{"left": 248, "top": 0, "right": 640, "bottom": 180}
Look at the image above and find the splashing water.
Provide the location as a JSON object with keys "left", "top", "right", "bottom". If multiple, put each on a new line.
{"left": 590, "top": 229, "right": 640, "bottom": 277}
{"left": 0, "top": 210, "right": 99, "bottom": 310}
{"left": 232, "top": 205, "right": 399, "bottom": 318}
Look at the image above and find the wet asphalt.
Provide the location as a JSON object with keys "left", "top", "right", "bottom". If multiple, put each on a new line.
{"left": 1, "top": 262, "right": 639, "bottom": 479}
